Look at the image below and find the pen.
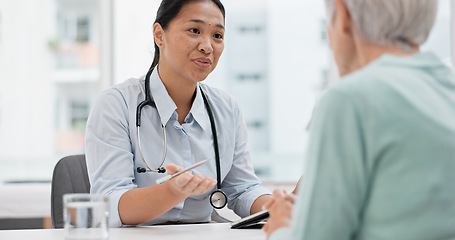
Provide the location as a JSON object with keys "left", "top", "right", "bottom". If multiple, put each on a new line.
{"left": 156, "top": 159, "right": 210, "bottom": 184}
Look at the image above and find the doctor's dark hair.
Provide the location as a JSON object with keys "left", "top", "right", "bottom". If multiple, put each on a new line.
{"left": 150, "top": 0, "right": 225, "bottom": 70}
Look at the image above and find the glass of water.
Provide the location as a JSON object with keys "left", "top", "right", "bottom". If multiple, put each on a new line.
{"left": 63, "top": 193, "right": 109, "bottom": 240}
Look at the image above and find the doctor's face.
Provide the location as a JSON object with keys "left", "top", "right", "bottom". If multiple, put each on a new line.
{"left": 155, "top": 1, "right": 225, "bottom": 84}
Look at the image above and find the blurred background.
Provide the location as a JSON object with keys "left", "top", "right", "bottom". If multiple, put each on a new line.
{"left": 0, "top": 0, "right": 452, "bottom": 184}
{"left": 0, "top": 0, "right": 453, "bottom": 229}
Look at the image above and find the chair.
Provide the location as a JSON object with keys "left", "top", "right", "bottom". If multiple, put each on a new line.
{"left": 51, "top": 154, "right": 90, "bottom": 228}
{"left": 50, "top": 154, "right": 230, "bottom": 228}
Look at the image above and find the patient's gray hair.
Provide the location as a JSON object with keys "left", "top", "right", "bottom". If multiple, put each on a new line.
{"left": 324, "top": 0, "right": 438, "bottom": 50}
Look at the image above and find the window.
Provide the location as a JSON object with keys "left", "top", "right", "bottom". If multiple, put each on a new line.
{"left": 0, "top": 0, "right": 100, "bottom": 182}
{"left": 70, "top": 101, "right": 90, "bottom": 131}
{"left": 76, "top": 17, "right": 90, "bottom": 42}
{"left": 57, "top": 15, "right": 91, "bottom": 43}
{"left": 224, "top": 3, "right": 270, "bottom": 152}
{"left": 321, "top": 19, "right": 327, "bottom": 43}
{"left": 220, "top": 0, "right": 330, "bottom": 181}
{"left": 54, "top": 1, "right": 98, "bottom": 69}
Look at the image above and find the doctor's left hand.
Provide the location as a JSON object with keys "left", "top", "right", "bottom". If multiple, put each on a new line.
{"left": 262, "top": 189, "right": 295, "bottom": 239}
{"left": 164, "top": 163, "right": 217, "bottom": 198}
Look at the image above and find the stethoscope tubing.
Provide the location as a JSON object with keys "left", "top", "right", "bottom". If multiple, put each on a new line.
{"left": 137, "top": 124, "right": 167, "bottom": 173}
{"left": 200, "top": 89, "right": 222, "bottom": 190}
{"left": 135, "top": 67, "right": 227, "bottom": 208}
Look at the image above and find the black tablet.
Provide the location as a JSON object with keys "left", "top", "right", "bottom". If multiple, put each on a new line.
{"left": 230, "top": 210, "right": 269, "bottom": 229}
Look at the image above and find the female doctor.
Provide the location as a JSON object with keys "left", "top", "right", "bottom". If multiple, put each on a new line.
{"left": 85, "top": 0, "right": 272, "bottom": 227}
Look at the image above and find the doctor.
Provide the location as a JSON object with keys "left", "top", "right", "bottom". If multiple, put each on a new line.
{"left": 85, "top": 0, "right": 272, "bottom": 227}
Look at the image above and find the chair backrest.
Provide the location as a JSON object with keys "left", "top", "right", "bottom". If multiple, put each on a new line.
{"left": 51, "top": 154, "right": 90, "bottom": 228}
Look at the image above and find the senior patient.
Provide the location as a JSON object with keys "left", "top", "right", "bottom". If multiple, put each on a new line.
{"left": 263, "top": 0, "right": 455, "bottom": 239}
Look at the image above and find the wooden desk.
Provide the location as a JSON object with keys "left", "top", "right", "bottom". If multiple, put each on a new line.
{"left": 0, "top": 223, "right": 266, "bottom": 240}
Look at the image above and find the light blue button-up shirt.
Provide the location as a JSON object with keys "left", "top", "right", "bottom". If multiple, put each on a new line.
{"left": 85, "top": 69, "right": 270, "bottom": 227}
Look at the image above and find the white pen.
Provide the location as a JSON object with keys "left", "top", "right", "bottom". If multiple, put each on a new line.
{"left": 156, "top": 159, "right": 210, "bottom": 184}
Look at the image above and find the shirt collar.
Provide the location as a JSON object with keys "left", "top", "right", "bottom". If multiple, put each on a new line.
{"left": 148, "top": 68, "right": 211, "bottom": 130}
{"left": 149, "top": 68, "right": 177, "bottom": 127}
{"left": 190, "top": 85, "right": 211, "bottom": 131}
{"left": 374, "top": 51, "right": 445, "bottom": 69}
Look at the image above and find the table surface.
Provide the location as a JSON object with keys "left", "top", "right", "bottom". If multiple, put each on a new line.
{"left": 0, "top": 223, "right": 266, "bottom": 240}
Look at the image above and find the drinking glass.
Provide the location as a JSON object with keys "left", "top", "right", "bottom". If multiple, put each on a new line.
{"left": 63, "top": 193, "right": 109, "bottom": 240}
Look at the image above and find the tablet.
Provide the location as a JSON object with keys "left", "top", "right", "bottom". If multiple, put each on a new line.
{"left": 230, "top": 210, "right": 269, "bottom": 229}
{"left": 156, "top": 159, "right": 210, "bottom": 184}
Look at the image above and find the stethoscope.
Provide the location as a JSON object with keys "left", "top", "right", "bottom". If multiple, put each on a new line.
{"left": 135, "top": 67, "right": 228, "bottom": 209}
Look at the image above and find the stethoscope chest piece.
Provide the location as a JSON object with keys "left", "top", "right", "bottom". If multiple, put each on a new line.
{"left": 210, "top": 190, "right": 227, "bottom": 209}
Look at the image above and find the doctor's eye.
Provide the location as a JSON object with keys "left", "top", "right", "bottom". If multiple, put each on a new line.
{"left": 213, "top": 33, "right": 224, "bottom": 40}
{"left": 189, "top": 28, "right": 200, "bottom": 34}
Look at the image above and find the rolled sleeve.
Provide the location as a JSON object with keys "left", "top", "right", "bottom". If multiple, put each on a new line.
{"left": 232, "top": 184, "right": 271, "bottom": 217}
{"left": 106, "top": 188, "right": 130, "bottom": 227}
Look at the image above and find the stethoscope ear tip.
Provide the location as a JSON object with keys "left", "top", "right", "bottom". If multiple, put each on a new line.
{"left": 158, "top": 167, "right": 166, "bottom": 173}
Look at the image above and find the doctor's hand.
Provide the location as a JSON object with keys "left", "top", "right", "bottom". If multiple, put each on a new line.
{"left": 262, "top": 189, "right": 295, "bottom": 239}
{"left": 163, "top": 163, "right": 217, "bottom": 198}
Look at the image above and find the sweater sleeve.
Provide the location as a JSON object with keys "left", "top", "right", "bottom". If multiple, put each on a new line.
{"left": 270, "top": 88, "right": 368, "bottom": 240}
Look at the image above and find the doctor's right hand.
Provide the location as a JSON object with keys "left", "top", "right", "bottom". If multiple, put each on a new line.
{"left": 163, "top": 163, "right": 217, "bottom": 198}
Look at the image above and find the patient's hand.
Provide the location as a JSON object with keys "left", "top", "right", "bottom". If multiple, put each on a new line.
{"left": 262, "top": 189, "right": 295, "bottom": 239}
